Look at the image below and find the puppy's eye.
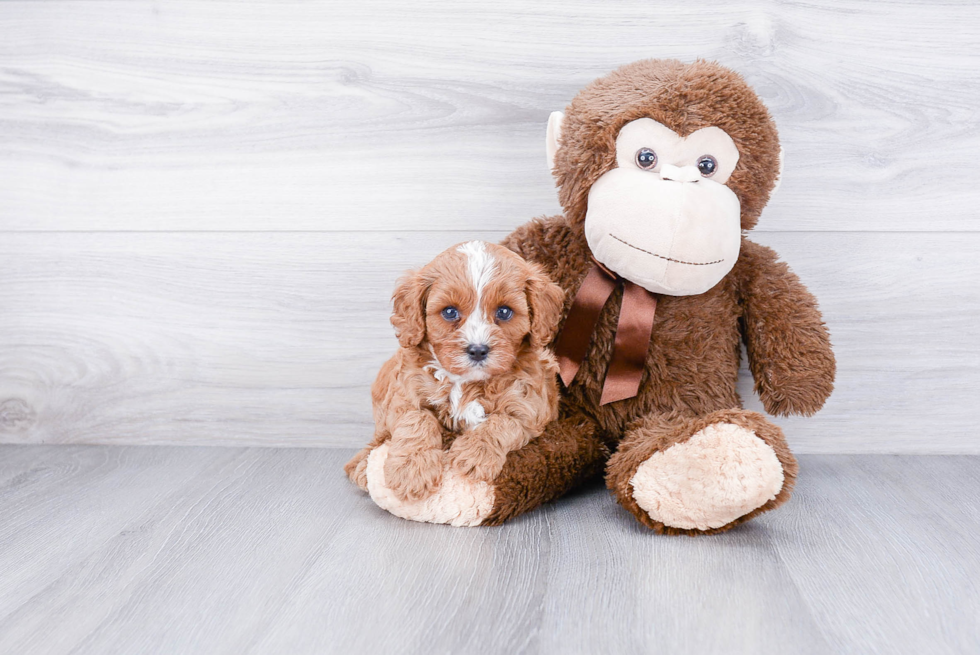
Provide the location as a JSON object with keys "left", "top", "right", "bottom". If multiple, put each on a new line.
{"left": 635, "top": 147, "right": 658, "bottom": 171}
{"left": 441, "top": 307, "right": 459, "bottom": 321}
{"left": 495, "top": 306, "right": 513, "bottom": 321}
{"left": 697, "top": 155, "right": 718, "bottom": 177}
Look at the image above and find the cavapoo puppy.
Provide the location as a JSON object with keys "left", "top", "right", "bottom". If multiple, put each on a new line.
{"left": 345, "top": 240, "right": 565, "bottom": 503}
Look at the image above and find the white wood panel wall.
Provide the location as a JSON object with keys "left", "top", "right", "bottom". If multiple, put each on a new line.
{"left": 1, "top": 1, "right": 979, "bottom": 452}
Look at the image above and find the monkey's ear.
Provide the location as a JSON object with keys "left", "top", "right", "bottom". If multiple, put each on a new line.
{"left": 391, "top": 271, "right": 428, "bottom": 348}
{"left": 769, "top": 145, "right": 785, "bottom": 200}
{"left": 546, "top": 110, "right": 564, "bottom": 173}
{"left": 526, "top": 264, "right": 565, "bottom": 349}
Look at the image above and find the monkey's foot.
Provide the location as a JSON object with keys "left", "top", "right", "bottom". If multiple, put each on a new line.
{"left": 629, "top": 422, "right": 785, "bottom": 532}
{"left": 365, "top": 443, "right": 494, "bottom": 527}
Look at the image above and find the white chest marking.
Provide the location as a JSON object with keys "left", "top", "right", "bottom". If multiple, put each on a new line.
{"left": 457, "top": 400, "right": 486, "bottom": 428}
{"left": 425, "top": 345, "right": 487, "bottom": 429}
{"left": 446, "top": 382, "right": 486, "bottom": 429}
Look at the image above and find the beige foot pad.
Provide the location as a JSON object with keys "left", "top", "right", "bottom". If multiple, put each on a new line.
{"left": 365, "top": 443, "right": 494, "bottom": 527}
{"left": 630, "top": 423, "right": 784, "bottom": 531}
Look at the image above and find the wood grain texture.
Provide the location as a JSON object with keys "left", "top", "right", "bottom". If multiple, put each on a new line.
{"left": 1, "top": 1, "right": 979, "bottom": 452}
{"left": 1, "top": 230, "right": 978, "bottom": 452}
{"left": 0, "top": 446, "right": 977, "bottom": 655}
{"left": 0, "top": 0, "right": 978, "bottom": 232}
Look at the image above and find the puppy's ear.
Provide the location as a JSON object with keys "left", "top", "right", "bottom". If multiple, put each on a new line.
{"left": 391, "top": 270, "right": 429, "bottom": 348}
{"left": 526, "top": 264, "right": 565, "bottom": 349}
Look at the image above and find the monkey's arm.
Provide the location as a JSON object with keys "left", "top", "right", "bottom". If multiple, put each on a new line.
{"left": 501, "top": 215, "right": 552, "bottom": 261}
{"left": 736, "top": 239, "right": 836, "bottom": 417}
{"left": 501, "top": 215, "right": 583, "bottom": 279}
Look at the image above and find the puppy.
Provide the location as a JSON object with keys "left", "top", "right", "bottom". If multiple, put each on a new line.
{"left": 345, "top": 240, "right": 565, "bottom": 503}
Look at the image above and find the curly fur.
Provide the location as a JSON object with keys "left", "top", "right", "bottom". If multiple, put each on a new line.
{"left": 345, "top": 242, "right": 564, "bottom": 505}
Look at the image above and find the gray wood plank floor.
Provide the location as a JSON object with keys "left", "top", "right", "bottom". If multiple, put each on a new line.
{"left": 0, "top": 447, "right": 977, "bottom": 654}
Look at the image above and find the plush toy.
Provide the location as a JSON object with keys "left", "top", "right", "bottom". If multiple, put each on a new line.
{"left": 354, "top": 59, "right": 835, "bottom": 535}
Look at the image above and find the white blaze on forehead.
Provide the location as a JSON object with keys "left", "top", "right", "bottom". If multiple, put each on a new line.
{"left": 456, "top": 241, "right": 496, "bottom": 346}
{"left": 462, "top": 314, "right": 493, "bottom": 348}
{"left": 457, "top": 241, "right": 496, "bottom": 295}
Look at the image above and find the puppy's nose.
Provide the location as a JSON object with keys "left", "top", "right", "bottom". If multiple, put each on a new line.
{"left": 466, "top": 343, "right": 490, "bottom": 362}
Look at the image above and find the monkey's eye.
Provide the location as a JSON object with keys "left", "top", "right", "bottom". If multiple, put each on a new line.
{"left": 697, "top": 155, "right": 718, "bottom": 177}
{"left": 634, "top": 148, "right": 658, "bottom": 171}
{"left": 441, "top": 307, "right": 460, "bottom": 321}
{"left": 495, "top": 306, "right": 513, "bottom": 321}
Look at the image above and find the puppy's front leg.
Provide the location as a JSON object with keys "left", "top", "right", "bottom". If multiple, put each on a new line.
{"left": 448, "top": 415, "right": 531, "bottom": 483}
{"left": 385, "top": 409, "right": 445, "bottom": 502}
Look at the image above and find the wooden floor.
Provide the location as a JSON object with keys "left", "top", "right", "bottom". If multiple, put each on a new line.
{"left": 0, "top": 447, "right": 976, "bottom": 654}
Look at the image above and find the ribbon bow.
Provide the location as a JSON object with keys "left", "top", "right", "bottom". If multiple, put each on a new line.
{"left": 554, "top": 261, "right": 658, "bottom": 405}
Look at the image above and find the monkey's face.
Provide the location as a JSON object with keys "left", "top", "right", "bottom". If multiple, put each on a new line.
{"left": 583, "top": 118, "right": 743, "bottom": 296}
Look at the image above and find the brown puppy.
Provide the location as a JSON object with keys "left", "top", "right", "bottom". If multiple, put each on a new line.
{"left": 345, "top": 241, "right": 564, "bottom": 503}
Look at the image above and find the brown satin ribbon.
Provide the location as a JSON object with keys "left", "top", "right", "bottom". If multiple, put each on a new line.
{"left": 554, "top": 261, "right": 658, "bottom": 406}
{"left": 555, "top": 265, "right": 617, "bottom": 387}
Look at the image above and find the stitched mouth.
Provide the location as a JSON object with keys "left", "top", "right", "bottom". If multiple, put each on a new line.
{"left": 609, "top": 234, "right": 724, "bottom": 266}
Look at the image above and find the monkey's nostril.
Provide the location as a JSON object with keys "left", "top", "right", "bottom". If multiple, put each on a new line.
{"left": 466, "top": 344, "right": 490, "bottom": 362}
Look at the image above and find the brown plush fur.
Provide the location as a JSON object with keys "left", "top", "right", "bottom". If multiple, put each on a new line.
{"left": 344, "top": 242, "right": 564, "bottom": 502}
{"left": 489, "top": 59, "right": 835, "bottom": 534}
{"left": 482, "top": 405, "right": 611, "bottom": 526}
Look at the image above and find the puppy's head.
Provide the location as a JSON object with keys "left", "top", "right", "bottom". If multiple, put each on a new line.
{"left": 391, "top": 241, "right": 564, "bottom": 378}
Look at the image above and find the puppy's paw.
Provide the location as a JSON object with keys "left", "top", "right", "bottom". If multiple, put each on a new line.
{"left": 449, "top": 440, "right": 505, "bottom": 483}
{"left": 383, "top": 447, "right": 444, "bottom": 502}
{"left": 344, "top": 447, "right": 372, "bottom": 491}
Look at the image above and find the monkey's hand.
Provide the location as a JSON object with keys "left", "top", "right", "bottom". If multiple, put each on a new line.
{"left": 756, "top": 364, "right": 836, "bottom": 418}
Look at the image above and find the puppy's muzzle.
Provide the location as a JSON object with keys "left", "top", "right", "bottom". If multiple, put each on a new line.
{"left": 466, "top": 343, "right": 490, "bottom": 363}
